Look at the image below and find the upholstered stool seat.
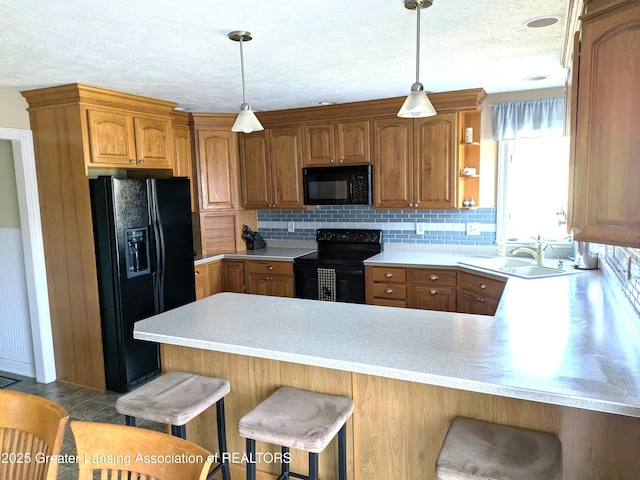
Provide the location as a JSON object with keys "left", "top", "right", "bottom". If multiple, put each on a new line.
{"left": 116, "top": 371, "right": 231, "bottom": 480}
{"left": 436, "top": 417, "right": 562, "bottom": 480}
{"left": 238, "top": 386, "right": 354, "bottom": 480}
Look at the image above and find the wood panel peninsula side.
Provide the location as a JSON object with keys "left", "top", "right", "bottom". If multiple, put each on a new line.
{"left": 134, "top": 286, "right": 640, "bottom": 480}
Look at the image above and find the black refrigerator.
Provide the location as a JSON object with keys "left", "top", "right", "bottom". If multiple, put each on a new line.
{"left": 90, "top": 176, "right": 196, "bottom": 392}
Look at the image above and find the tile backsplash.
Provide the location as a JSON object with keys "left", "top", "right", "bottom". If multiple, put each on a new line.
{"left": 601, "top": 245, "right": 640, "bottom": 318}
{"left": 257, "top": 206, "right": 496, "bottom": 245}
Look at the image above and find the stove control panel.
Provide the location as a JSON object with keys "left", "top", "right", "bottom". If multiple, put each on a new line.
{"left": 316, "top": 229, "right": 381, "bottom": 244}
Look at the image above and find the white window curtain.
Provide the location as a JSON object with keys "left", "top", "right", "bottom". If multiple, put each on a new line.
{"left": 492, "top": 98, "right": 565, "bottom": 140}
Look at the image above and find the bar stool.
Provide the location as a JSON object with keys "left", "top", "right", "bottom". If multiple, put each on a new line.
{"left": 115, "top": 371, "right": 231, "bottom": 480}
{"left": 238, "top": 386, "right": 354, "bottom": 480}
{"left": 436, "top": 417, "right": 562, "bottom": 480}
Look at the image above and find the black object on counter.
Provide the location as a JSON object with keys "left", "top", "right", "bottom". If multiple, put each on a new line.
{"left": 242, "top": 225, "right": 267, "bottom": 250}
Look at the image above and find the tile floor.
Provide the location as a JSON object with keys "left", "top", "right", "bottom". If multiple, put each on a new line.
{"left": 2, "top": 371, "right": 165, "bottom": 479}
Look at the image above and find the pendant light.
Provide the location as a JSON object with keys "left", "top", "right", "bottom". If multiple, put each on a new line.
{"left": 397, "top": 0, "right": 437, "bottom": 118}
{"left": 228, "top": 30, "right": 264, "bottom": 133}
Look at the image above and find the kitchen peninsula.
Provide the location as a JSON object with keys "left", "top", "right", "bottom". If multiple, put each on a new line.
{"left": 134, "top": 268, "right": 640, "bottom": 479}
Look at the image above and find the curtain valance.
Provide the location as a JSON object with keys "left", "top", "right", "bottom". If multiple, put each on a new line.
{"left": 492, "top": 98, "right": 565, "bottom": 140}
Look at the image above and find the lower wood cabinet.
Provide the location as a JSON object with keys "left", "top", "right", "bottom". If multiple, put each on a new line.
{"left": 366, "top": 266, "right": 505, "bottom": 315}
{"left": 194, "top": 264, "right": 211, "bottom": 300}
{"left": 409, "top": 268, "right": 458, "bottom": 312}
{"left": 222, "top": 260, "right": 245, "bottom": 293}
{"left": 245, "top": 260, "right": 294, "bottom": 298}
{"left": 457, "top": 271, "right": 506, "bottom": 316}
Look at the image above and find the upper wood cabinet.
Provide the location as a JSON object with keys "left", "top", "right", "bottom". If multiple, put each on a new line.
{"left": 172, "top": 122, "right": 198, "bottom": 213}
{"left": 238, "top": 127, "right": 305, "bottom": 209}
{"left": 373, "top": 113, "right": 457, "bottom": 209}
{"left": 303, "top": 120, "right": 370, "bottom": 166}
{"left": 86, "top": 109, "right": 173, "bottom": 168}
{"left": 195, "top": 128, "right": 239, "bottom": 211}
{"left": 570, "top": 0, "right": 640, "bottom": 247}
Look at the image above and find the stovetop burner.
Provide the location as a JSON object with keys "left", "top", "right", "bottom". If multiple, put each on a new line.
{"left": 294, "top": 228, "right": 383, "bottom": 266}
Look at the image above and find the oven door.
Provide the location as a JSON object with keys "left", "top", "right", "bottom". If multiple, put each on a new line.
{"left": 294, "top": 263, "right": 366, "bottom": 304}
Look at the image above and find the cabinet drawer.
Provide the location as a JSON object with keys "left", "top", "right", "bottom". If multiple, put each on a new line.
{"left": 410, "top": 268, "right": 457, "bottom": 286}
{"left": 459, "top": 272, "right": 505, "bottom": 300}
{"left": 371, "top": 267, "right": 407, "bottom": 283}
{"left": 372, "top": 298, "right": 407, "bottom": 308}
{"left": 372, "top": 283, "right": 406, "bottom": 301}
{"left": 246, "top": 261, "right": 293, "bottom": 276}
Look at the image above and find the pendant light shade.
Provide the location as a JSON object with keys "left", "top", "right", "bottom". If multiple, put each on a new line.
{"left": 229, "top": 31, "right": 264, "bottom": 133}
{"left": 398, "top": 0, "right": 437, "bottom": 118}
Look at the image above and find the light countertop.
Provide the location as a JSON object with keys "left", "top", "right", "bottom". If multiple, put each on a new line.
{"left": 194, "top": 247, "right": 316, "bottom": 265}
{"left": 135, "top": 263, "right": 640, "bottom": 417}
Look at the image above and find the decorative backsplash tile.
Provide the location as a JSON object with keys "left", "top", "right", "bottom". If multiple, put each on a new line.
{"left": 257, "top": 206, "right": 497, "bottom": 245}
{"left": 602, "top": 246, "right": 640, "bottom": 318}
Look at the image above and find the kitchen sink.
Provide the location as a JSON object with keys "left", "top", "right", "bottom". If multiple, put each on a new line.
{"left": 459, "top": 257, "right": 581, "bottom": 279}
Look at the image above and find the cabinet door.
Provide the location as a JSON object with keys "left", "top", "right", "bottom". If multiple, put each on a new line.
{"left": 373, "top": 118, "right": 413, "bottom": 209}
{"left": 410, "top": 286, "right": 457, "bottom": 312}
{"left": 172, "top": 125, "right": 198, "bottom": 212}
{"left": 246, "top": 273, "right": 270, "bottom": 296}
{"left": 86, "top": 109, "right": 136, "bottom": 166}
{"left": 458, "top": 289, "right": 499, "bottom": 315}
{"left": 268, "top": 126, "right": 305, "bottom": 209}
{"left": 194, "top": 265, "right": 210, "bottom": 300}
{"left": 197, "top": 129, "right": 239, "bottom": 211}
{"left": 239, "top": 131, "right": 271, "bottom": 209}
{"left": 133, "top": 116, "right": 173, "bottom": 168}
{"left": 337, "top": 120, "right": 370, "bottom": 164}
{"left": 572, "top": 1, "right": 640, "bottom": 247}
{"left": 304, "top": 123, "right": 335, "bottom": 165}
{"left": 414, "top": 113, "right": 458, "bottom": 209}
{"left": 269, "top": 275, "right": 294, "bottom": 298}
{"left": 208, "top": 260, "right": 223, "bottom": 296}
{"left": 222, "top": 260, "right": 245, "bottom": 293}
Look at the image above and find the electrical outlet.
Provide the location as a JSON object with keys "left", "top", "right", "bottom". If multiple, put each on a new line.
{"left": 416, "top": 223, "right": 427, "bottom": 235}
{"left": 287, "top": 221, "right": 295, "bottom": 233}
{"left": 466, "top": 223, "right": 481, "bottom": 236}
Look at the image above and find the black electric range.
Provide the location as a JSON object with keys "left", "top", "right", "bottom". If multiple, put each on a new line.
{"left": 294, "top": 229, "right": 382, "bottom": 303}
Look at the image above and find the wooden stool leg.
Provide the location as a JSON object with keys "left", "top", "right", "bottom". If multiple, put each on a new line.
{"left": 246, "top": 438, "right": 256, "bottom": 480}
{"left": 308, "top": 452, "right": 319, "bottom": 480}
{"left": 216, "top": 398, "right": 231, "bottom": 480}
{"left": 338, "top": 424, "right": 347, "bottom": 480}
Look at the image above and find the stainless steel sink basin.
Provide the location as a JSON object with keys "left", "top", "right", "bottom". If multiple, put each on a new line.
{"left": 459, "top": 257, "right": 580, "bottom": 279}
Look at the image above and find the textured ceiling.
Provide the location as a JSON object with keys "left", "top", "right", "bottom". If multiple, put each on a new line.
{"left": 0, "top": 0, "right": 569, "bottom": 113}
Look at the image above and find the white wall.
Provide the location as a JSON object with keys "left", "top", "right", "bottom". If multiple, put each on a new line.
{"left": 479, "top": 87, "right": 565, "bottom": 207}
{"left": 0, "top": 88, "right": 30, "bottom": 129}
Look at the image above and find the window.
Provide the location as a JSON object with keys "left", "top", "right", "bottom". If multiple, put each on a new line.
{"left": 497, "top": 136, "right": 570, "bottom": 244}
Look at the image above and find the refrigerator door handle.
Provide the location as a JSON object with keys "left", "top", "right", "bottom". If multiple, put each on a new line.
{"left": 149, "top": 180, "right": 166, "bottom": 313}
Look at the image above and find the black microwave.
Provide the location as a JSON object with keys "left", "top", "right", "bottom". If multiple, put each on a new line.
{"left": 302, "top": 164, "right": 372, "bottom": 205}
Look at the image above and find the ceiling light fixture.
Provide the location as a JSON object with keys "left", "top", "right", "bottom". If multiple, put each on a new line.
{"left": 397, "top": 0, "right": 437, "bottom": 118}
{"left": 228, "top": 30, "right": 264, "bottom": 133}
{"left": 523, "top": 15, "right": 560, "bottom": 28}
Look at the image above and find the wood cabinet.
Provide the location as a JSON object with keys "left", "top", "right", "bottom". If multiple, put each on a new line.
{"left": 303, "top": 120, "right": 370, "bottom": 165}
{"left": 457, "top": 271, "right": 506, "bottom": 316}
{"left": 458, "top": 110, "right": 481, "bottom": 208}
{"left": 172, "top": 118, "right": 198, "bottom": 213}
{"left": 570, "top": 0, "right": 640, "bottom": 247}
{"left": 373, "top": 113, "right": 458, "bottom": 209}
{"left": 194, "top": 264, "right": 210, "bottom": 300}
{"left": 238, "top": 127, "right": 305, "bottom": 209}
{"left": 222, "top": 260, "right": 245, "bottom": 293}
{"left": 245, "top": 260, "right": 294, "bottom": 298}
{"left": 86, "top": 108, "right": 173, "bottom": 168}
{"left": 366, "top": 266, "right": 408, "bottom": 308}
{"left": 195, "top": 128, "right": 239, "bottom": 211}
{"left": 409, "top": 269, "right": 458, "bottom": 312}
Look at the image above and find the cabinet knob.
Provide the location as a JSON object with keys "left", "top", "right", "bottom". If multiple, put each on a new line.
{"left": 232, "top": 204, "right": 237, "bottom": 208}
{"left": 429, "top": 275, "right": 438, "bottom": 281}
{"left": 339, "top": 159, "right": 344, "bottom": 163}
{"left": 573, "top": 227, "right": 582, "bottom": 235}
{"left": 194, "top": 270, "right": 200, "bottom": 276}
{"left": 477, "top": 297, "right": 485, "bottom": 302}
{"left": 430, "top": 289, "right": 438, "bottom": 295}
{"left": 330, "top": 159, "right": 335, "bottom": 163}
{"left": 385, "top": 272, "right": 393, "bottom": 278}
{"left": 479, "top": 283, "right": 487, "bottom": 289}
{"left": 138, "top": 160, "right": 145, "bottom": 165}
{"left": 268, "top": 265, "right": 273, "bottom": 270}
{"left": 409, "top": 203, "right": 414, "bottom": 207}
{"left": 385, "top": 288, "right": 394, "bottom": 294}
{"left": 129, "top": 159, "right": 136, "bottom": 164}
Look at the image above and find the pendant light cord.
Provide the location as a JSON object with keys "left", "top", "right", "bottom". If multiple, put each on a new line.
{"left": 238, "top": 37, "right": 247, "bottom": 104}
{"left": 415, "top": 1, "right": 421, "bottom": 85}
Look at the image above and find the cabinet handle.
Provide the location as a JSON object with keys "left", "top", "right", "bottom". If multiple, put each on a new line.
{"left": 573, "top": 227, "right": 582, "bottom": 235}
{"left": 409, "top": 203, "right": 414, "bottom": 207}
{"left": 232, "top": 204, "right": 237, "bottom": 208}
{"left": 194, "top": 270, "right": 200, "bottom": 276}
{"left": 385, "top": 288, "right": 394, "bottom": 294}
{"left": 429, "top": 275, "right": 438, "bottom": 281}
{"left": 339, "top": 159, "right": 344, "bottom": 163}
{"left": 268, "top": 265, "right": 273, "bottom": 270}
{"left": 129, "top": 159, "right": 136, "bottom": 164}
{"left": 385, "top": 272, "right": 393, "bottom": 278}
{"left": 479, "top": 283, "right": 487, "bottom": 289}
{"left": 138, "top": 160, "right": 145, "bottom": 165}
{"left": 430, "top": 289, "right": 438, "bottom": 295}
{"left": 330, "top": 159, "right": 335, "bottom": 163}
{"left": 476, "top": 297, "right": 485, "bottom": 303}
